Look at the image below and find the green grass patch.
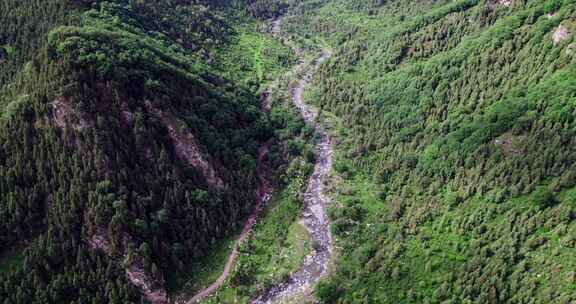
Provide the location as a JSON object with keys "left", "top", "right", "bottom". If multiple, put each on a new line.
{"left": 246, "top": 185, "right": 305, "bottom": 283}
{"left": 200, "top": 156, "right": 313, "bottom": 303}
{"left": 167, "top": 235, "right": 236, "bottom": 297}
{"left": 1, "top": 45, "right": 15, "bottom": 57}
{"left": 281, "top": 221, "right": 310, "bottom": 274}
{"left": 4, "top": 46, "right": 15, "bottom": 56}
{"left": 216, "top": 28, "right": 296, "bottom": 90}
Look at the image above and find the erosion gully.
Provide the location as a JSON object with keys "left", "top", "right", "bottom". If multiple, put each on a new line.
{"left": 180, "top": 142, "right": 271, "bottom": 304}
{"left": 183, "top": 17, "right": 334, "bottom": 304}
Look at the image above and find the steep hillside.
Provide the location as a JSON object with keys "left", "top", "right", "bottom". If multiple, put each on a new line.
{"left": 0, "top": 1, "right": 294, "bottom": 303}
{"left": 279, "top": 0, "right": 576, "bottom": 303}
{"left": 4, "top": 0, "right": 576, "bottom": 303}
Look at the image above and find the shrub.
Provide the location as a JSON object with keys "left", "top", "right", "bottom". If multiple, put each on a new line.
{"left": 533, "top": 188, "right": 558, "bottom": 209}
{"left": 316, "top": 280, "right": 343, "bottom": 303}
{"left": 544, "top": 0, "right": 563, "bottom": 13}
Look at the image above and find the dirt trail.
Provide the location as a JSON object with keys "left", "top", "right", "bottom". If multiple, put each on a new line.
{"left": 179, "top": 99, "right": 273, "bottom": 304}
{"left": 180, "top": 16, "right": 333, "bottom": 304}
{"left": 251, "top": 22, "right": 334, "bottom": 304}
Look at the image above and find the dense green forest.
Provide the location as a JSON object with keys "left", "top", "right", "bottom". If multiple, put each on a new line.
{"left": 278, "top": 0, "right": 576, "bottom": 303}
{"left": 3, "top": 0, "right": 576, "bottom": 303}
{"left": 0, "top": 0, "right": 297, "bottom": 303}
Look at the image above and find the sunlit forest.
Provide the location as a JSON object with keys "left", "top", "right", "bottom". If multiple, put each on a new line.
{"left": 285, "top": 0, "right": 576, "bottom": 302}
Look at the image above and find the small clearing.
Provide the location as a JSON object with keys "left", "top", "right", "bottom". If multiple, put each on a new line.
{"left": 494, "top": 132, "right": 526, "bottom": 156}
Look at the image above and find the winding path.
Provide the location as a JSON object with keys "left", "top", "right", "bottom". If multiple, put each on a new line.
{"left": 252, "top": 22, "right": 334, "bottom": 304}
{"left": 178, "top": 89, "right": 273, "bottom": 304}
{"left": 180, "top": 17, "right": 333, "bottom": 304}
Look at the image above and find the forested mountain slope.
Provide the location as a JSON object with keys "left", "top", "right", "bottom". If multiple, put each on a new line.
{"left": 279, "top": 0, "right": 576, "bottom": 303}
{"left": 0, "top": 1, "right": 294, "bottom": 303}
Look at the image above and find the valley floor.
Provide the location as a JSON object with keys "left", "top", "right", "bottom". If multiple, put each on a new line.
{"left": 181, "top": 17, "right": 337, "bottom": 304}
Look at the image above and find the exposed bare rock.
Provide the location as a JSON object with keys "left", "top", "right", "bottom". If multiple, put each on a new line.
{"left": 50, "top": 97, "right": 91, "bottom": 131}
{"left": 165, "top": 120, "right": 226, "bottom": 190}
{"left": 177, "top": 94, "right": 275, "bottom": 304}
{"left": 488, "top": 0, "right": 511, "bottom": 7}
{"left": 553, "top": 25, "right": 571, "bottom": 45}
{"left": 120, "top": 102, "right": 135, "bottom": 126}
{"left": 494, "top": 132, "right": 526, "bottom": 156}
{"left": 87, "top": 230, "right": 112, "bottom": 255}
{"left": 126, "top": 263, "right": 168, "bottom": 304}
{"left": 87, "top": 229, "right": 168, "bottom": 304}
{"left": 145, "top": 101, "right": 225, "bottom": 190}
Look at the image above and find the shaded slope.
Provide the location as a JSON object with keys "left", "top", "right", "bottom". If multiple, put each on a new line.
{"left": 0, "top": 1, "right": 274, "bottom": 303}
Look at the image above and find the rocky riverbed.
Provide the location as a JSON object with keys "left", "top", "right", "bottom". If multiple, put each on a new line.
{"left": 252, "top": 22, "right": 334, "bottom": 303}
